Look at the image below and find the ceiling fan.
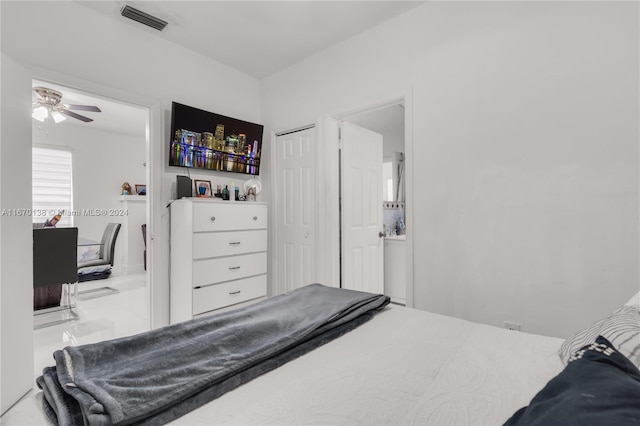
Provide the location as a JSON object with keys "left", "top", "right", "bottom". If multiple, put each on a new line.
{"left": 32, "top": 86, "right": 102, "bottom": 123}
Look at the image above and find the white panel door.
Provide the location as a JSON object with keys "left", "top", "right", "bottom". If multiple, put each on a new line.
{"left": 275, "top": 128, "right": 316, "bottom": 294}
{"left": 341, "top": 122, "right": 384, "bottom": 294}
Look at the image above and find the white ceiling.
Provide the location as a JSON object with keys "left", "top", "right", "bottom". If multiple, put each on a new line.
{"left": 33, "top": 2, "right": 419, "bottom": 138}
{"left": 77, "top": 1, "right": 425, "bottom": 80}
{"left": 32, "top": 79, "right": 147, "bottom": 137}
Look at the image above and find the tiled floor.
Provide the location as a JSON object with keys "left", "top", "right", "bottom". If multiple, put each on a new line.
{"left": 1, "top": 272, "right": 150, "bottom": 425}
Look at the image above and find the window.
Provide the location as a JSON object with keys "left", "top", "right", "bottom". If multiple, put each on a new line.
{"left": 32, "top": 147, "right": 73, "bottom": 227}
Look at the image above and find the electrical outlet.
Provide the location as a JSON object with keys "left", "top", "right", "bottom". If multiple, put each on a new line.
{"left": 504, "top": 321, "right": 521, "bottom": 331}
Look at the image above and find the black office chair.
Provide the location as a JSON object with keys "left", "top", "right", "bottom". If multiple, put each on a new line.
{"left": 78, "top": 223, "right": 121, "bottom": 297}
{"left": 33, "top": 227, "right": 78, "bottom": 310}
{"left": 33, "top": 227, "right": 79, "bottom": 327}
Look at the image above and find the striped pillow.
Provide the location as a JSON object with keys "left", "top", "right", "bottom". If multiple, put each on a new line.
{"left": 559, "top": 305, "right": 640, "bottom": 369}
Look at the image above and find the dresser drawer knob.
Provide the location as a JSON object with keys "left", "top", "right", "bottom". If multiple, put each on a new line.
{"left": 253, "top": 216, "right": 258, "bottom": 220}
{"left": 210, "top": 216, "right": 216, "bottom": 221}
{"left": 229, "top": 241, "right": 241, "bottom": 246}
{"left": 229, "top": 290, "right": 241, "bottom": 295}
{"left": 229, "top": 266, "right": 241, "bottom": 270}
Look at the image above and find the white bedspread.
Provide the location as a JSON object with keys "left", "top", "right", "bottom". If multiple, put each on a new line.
{"left": 173, "top": 305, "right": 563, "bottom": 425}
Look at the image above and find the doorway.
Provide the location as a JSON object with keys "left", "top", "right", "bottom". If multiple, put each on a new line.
{"left": 30, "top": 79, "right": 151, "bottom": 376}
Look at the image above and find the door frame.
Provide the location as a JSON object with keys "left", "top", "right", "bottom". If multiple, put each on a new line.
{"left": 318, "top": 88, "right": 414, "bottom": 306}
{"left": 25, "top": 66, "right": 165, "bottom": 326}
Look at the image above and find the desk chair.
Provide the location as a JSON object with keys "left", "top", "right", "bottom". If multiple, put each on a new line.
{"left": 33, "top": 227, "right": 79, "bottom": 327}
{"left": 78, "top": 223, "right": 121, "bottom": 299}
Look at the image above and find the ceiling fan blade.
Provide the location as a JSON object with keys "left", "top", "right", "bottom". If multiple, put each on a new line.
{"left": 65, "top": 104, "right": 102, "bottom": 112}
{"left": 60, "top": 109, "right": 94, "bottom": 122}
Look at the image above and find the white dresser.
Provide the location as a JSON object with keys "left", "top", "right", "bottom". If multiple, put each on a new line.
{"left": 169, "top": 199, "right": 268, "bottom": 324}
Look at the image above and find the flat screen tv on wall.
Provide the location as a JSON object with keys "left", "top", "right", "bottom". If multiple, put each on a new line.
{"left": 169, "top": 102, "right": 263, "bottom": 175}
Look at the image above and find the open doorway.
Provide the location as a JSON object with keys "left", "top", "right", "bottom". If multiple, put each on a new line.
{"left": 341, "top": 103, "right": 407, "bottom": 304}
{"left": 30, "top": 79, "right": 151, "bottom": 377}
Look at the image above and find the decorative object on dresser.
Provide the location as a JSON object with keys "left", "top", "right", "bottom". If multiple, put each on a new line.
{"left": 194, "top": 179, "right": 212, "bottom": 197}
{"left": 169, "top": 199, "right": 268, "bottom": 324}
{"left": 243, "top": 178, "right": 262, "bottom": 202}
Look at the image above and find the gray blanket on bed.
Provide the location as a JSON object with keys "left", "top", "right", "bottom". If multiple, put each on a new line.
{"left": 37, "top": 283, "right": 389, "bottom": 426}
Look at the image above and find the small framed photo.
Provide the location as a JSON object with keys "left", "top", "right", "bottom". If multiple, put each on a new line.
{"left": 194, "top": 180, "right": 212, "bottom": 197}
{"left": 135, "top": 184, "right": 147, "bottom": 195}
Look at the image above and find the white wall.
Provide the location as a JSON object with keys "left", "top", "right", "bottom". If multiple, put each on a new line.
{"left": 32, "top": 123, "right": 146, "bottom": 273}
{"left": 0, "top": 54, "right": 35, "bottom": 414}
{"left": 1, "top": 0, "right": 264, "bottom": 327}
{"left": 383, "top": 136, "right": 403, "bottom": 161}
{"left": 262, "top": 1, "right": 639, "bottom": 338}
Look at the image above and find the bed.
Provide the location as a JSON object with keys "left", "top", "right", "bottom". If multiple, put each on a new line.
{"left": 172, "top": 303, "right": 563, "bottom": 426}
{"left": 34, "top": 285, "right": 640, "bottom": 425}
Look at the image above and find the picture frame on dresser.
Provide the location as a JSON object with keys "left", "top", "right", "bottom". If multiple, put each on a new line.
{"left": 194, "top": 180, "right": 212, "bottom": 197}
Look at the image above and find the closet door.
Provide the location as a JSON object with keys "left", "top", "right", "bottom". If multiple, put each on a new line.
{"left": 275, "top": 128, "right": 317, "bottom": 294}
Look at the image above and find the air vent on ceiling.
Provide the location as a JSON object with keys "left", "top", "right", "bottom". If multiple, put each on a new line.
{"left": 120, "top": 5, "right": 168, "bottom": 31}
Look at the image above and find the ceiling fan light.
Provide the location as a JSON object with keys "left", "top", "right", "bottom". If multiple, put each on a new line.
{"left": 51, "top": 111, "right": 66, "bottom": 123}
{"left": 32, "top": 111, "right": 46, "bottom": 122}
{"left": 32, "top": 106, "right": 48, "bottom": 121}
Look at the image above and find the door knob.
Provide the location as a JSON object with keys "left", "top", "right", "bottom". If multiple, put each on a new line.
{"left": 378, "top": 231, "right": 385, "bottom": 238}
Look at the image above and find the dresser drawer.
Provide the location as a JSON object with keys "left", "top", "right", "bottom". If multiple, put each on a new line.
{"left": 193, "top": 203, "right": 267, "bottom": 232}
{"left": 192, "top": 275, "right": 267, "bottom": 315}
{"left": 192, "top": 230, "right": 267, "bottom": 259}
{"left": 193, "top": 252, "right": 267, "bottom": 287}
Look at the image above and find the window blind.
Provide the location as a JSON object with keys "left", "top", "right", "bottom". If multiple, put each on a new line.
{"left": 32, "top": 147, "right": 73, "bottom": 227}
